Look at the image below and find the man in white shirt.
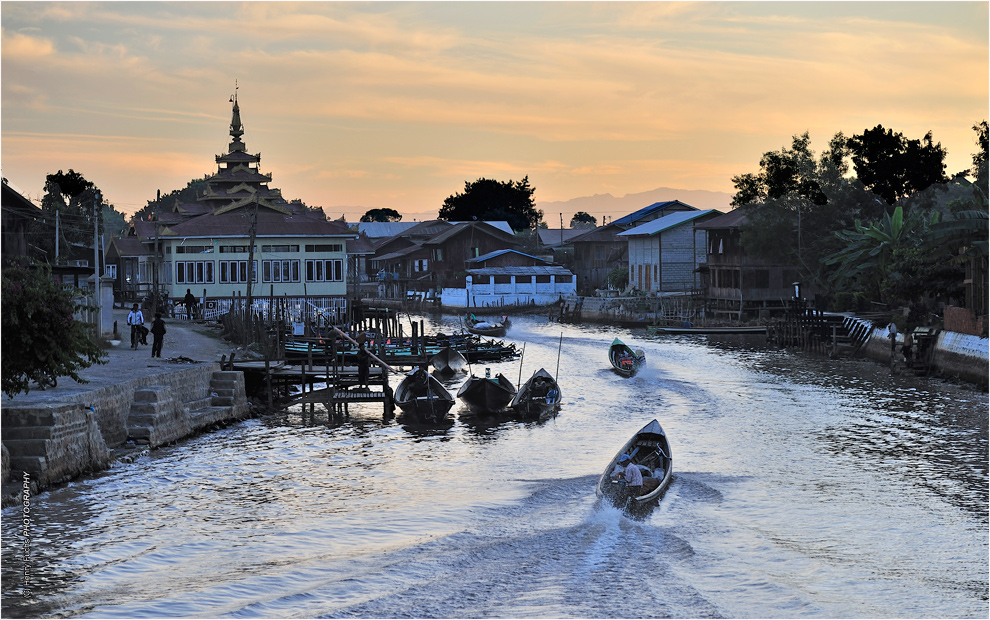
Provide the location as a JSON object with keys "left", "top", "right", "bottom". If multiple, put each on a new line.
{"left": 127, "top": 303, "right": 145, "bottom": 349}
{"left": 611, "top": 454, "right": 643, "bottom": 499}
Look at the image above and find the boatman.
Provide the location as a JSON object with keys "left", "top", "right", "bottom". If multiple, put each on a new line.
{"left": 613, "top": 454, "right": 643, "bottom": 500}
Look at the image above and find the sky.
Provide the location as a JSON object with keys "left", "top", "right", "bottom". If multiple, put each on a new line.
{"left": 2, "top": 1, "right": 987, "bottom": 225}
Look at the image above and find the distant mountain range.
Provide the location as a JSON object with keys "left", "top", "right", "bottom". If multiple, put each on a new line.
{"left": 535, "top": 187, "right": 734, "bottom": 224}
{"left": 338, "top": 186, "right": 735, "bottom": 225}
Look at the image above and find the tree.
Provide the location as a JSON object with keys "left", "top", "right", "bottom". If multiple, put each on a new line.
{"left": 570, "top": 211, "right": 597, "bottom": 228}
{"left": 2, "top": 262, "right": 107, "bottom": 397}
{"left": 438, "top": 176, "right": 542, "bottom": 231}
{"left": 29, "top": 169, "right": 117, "bottom": 263}
{"left": 730, "top": 132, "right": 836, "bottom": 208}
{"left": 971, "top": 120, "right": 988, "bottom": 193}
{"left": 133, "top": 176, "right": 211, "bottom": 222}
{"left": 360, "top": 208, "right": 402, "bottom": 223}
{"left": 847, "top": 125, "right": 947, "bottom": 206}
{"left": 824, "top": 205, "right": 940, "bottom": 304}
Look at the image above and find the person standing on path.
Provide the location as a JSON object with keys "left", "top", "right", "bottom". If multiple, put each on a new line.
{"left": 150, "top": 313, "right": 167, "bottom": 358}
{"left": 127, "top": 303, "right": 145, "bottom": 349}
{"left": 184, "top": 289, "right": 197, "bottom": 321}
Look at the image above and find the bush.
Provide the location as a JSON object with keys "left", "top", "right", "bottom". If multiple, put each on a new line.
{"left": 2, "top": 261, "right": 106, "bottom": 397}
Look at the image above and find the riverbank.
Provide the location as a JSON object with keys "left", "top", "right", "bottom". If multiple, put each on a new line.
{"left": 1, "top": 309, "right": 252, "bottom": 505}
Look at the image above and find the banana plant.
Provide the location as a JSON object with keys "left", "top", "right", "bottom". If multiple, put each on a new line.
{"left": 824, "top": 206, "right": 939, "bottom": 301}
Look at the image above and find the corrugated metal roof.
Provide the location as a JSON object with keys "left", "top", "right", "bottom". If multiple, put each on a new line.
{"left": 612, "top": 200, "right": 697, "bottom": 226}
{"left": 617, "top": 210, "right": 719, "bottom": 236}
{"left": 538, "top": 228, "right": 587, "bottom": 246}
{"left": 356, "top": 221, "right": 420, "bottom": 238}
{"left": 466, "top": 249, "right": 547, "bottom": 264}
{"left": 451, "top": 220, "right": 514, "bottom": 235}
{"left": 695, "top": 208, "right": 748, "bottom": 229}
{"left": 467, "top": 265, "right": 573, "bottom": 276}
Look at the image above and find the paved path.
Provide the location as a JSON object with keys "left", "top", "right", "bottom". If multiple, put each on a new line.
{"left": 1, "top": 309, "right": 239, "bottom": 407}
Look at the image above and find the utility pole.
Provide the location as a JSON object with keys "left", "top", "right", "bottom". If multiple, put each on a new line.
{"left": 152, "top": 189, "right": 161, "bottom": 317}
{"left": 93, "top": 191, "right": 102, "bottom": 338}
{"left": 244, "top": 199, "right": 259, "bottom": 345}
{"left": 55, "top": 210, "right": 60, "bottom": 262}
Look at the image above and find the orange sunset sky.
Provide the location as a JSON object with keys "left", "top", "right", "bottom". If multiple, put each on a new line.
{"left": 2, "top": 1, "right": 987, "bottom": 224}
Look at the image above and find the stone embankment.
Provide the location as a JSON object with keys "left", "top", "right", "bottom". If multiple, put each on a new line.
{"left": 1, "top": 309, "right": 250, "bottom": 504}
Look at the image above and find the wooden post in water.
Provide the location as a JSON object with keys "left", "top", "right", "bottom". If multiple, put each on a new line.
{"left": 265, "top": 353, "right": 272, "bottom": 410}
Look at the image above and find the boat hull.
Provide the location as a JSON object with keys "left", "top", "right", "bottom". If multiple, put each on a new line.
{"left": 430, "top": 347, "right": 467, "bottom": 376}
{"left": 608, "top": 338, "right": 646, "bottom": 377}
{"left": 509, "top": 368, "right": 562, "bottom": 420}
{"left": 394, "top": 368, "right": 455, "bottom": 424}
{"left": 456, "top": 374, "right": 516, "bottom": 414}
{"left": 596, "top": 419, "right": 672, "bottom": 512}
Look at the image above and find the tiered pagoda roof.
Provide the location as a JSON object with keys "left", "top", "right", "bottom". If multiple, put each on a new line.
{"left": 151, "top": 95, "right": 352, "bottom": 240}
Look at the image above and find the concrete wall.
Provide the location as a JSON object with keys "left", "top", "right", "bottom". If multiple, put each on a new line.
{"left": 1, "top": 367, "right": 249, "bottom": 492}
{"left": 854, "top": 322, "right": 987, "bottom": 386}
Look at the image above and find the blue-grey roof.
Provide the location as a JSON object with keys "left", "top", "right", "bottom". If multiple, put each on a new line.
{"left": 452, "top": 220, "right": 514, "bottom": 235}
{"left": 617, "top": 210, "right": 718, "bottom": 237}
{"left": 356, "top": 221, "right": 419, "bottom": 238}
{"left": 466, "top": 249, "right": 548, "bottom": 264}
{"left": 468, "top": 265, "right": 573, "bottom": 276}
{"left": 612, "top": 200, "right": 697, "bottom": 227}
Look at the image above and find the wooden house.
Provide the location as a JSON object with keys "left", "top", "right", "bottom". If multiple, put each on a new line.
{"left": 695, "top": 209, "right": 807, "bottom": 319}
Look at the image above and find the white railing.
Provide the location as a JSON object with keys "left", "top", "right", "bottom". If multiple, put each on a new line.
{"left": 195, "top": 296, "right": 348, "bottom": 325}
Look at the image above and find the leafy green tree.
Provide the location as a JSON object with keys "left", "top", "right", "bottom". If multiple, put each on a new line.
{"left": 606, "top": 266, "right": 628, "bottom": 290}
{"left": 824, "top": 205, "right": 939, "bottom": 304}
{"left": 2, "top": 262, "right": 107, "bottom": 397}
{"left": 570, "top": 211, "right": 597, "bottom": 228}
{"left": 360, "top": 208, "right": 402, "bottom": 223}
{"left": 438, "top": 176, "right": 542, "bottom": 231}
{"left": 847, "top": 125, "right": 947, "bottom": 206}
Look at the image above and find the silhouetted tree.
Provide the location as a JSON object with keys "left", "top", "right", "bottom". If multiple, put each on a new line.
{"left": 570, "top": 211, "right": 597, "bottom": 228}
{"left": 847, "top": 124, "right": 947, "bottom": 206}
{"left": 438, "top": 176, "right": 541, "bottom": 231}
{"left": 360, "top": 208, "right": 403, "bottom": 222}
{"left": 30, "top": 169, "right": 122, "bottom": 263}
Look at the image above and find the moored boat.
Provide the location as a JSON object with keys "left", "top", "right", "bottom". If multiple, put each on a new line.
{"left": 465, "top": 314, "right": 510, "bottom": 337}
{"left": 608, "top": 338, "right": 646, "bottom": 377}
{"left": 456, "top": 371, "right": 517, "bottom": 414}
{"left": 509, "top": 368, "right": 562, "bottom": 420}
{"left": 596, "top": 419, "right": 672, "bottom": 512}
{"left": 393, "top": 367, "right": 455, "bottom": 424}
{"left": 430, "top": 346, "right": 468, "bottom": 377}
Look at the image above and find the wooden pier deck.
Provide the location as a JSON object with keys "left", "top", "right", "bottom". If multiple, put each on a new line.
{"left": 229, "top": 359, "right": 395, "bottom": 416}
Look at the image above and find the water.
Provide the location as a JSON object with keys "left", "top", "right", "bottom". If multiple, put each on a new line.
{"left": 3, "top": 315, "right": 987, "bottom": 618}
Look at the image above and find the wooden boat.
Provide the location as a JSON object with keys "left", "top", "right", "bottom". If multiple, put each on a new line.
{"left": 509, "top": 368, "right": 562, "bottom": 420}
{"left": 596, "top": 419, "right": 672, "bottom": 511}
{"left": 608, "top": 338, "right": 646, "bottom": 377}
{"left": 429, "top": 346, "right": 468, "bottom": 376}
{"left": 393, "top": 367, "right": 455, "bottom": 424}
{"left": 465, "top": 314, "right": 510, "bottom": 337}
{"left": 456, "top": 371, "right": 517, "bottom": 414}
{"left": 648, "top": 325, "right": 767, "bottom": 335}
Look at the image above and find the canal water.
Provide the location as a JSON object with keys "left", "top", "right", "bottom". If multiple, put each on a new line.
{"left": 2, "top": 314, "right": 987, "bottom": 618}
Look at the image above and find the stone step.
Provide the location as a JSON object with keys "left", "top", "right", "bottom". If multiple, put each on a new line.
{"left": 184, "top": 396, "right": 214, "bottom": 412}
{"left": 8, "top": 455, "right": 47, "bottom": 474}
{"left": 129, "top": 402, "right": 173, "bottom": 416}
{"left": 3, "top": 439, "right": 49, "bottom": 457}
{"left": 133, "top": 387, "right": 170, "bottom": 403}
{"left": 189, "top": 406, "right": 233, "bottom": 428}
{"left": 2, "top": 426, "right": 54, "bottom": 441}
